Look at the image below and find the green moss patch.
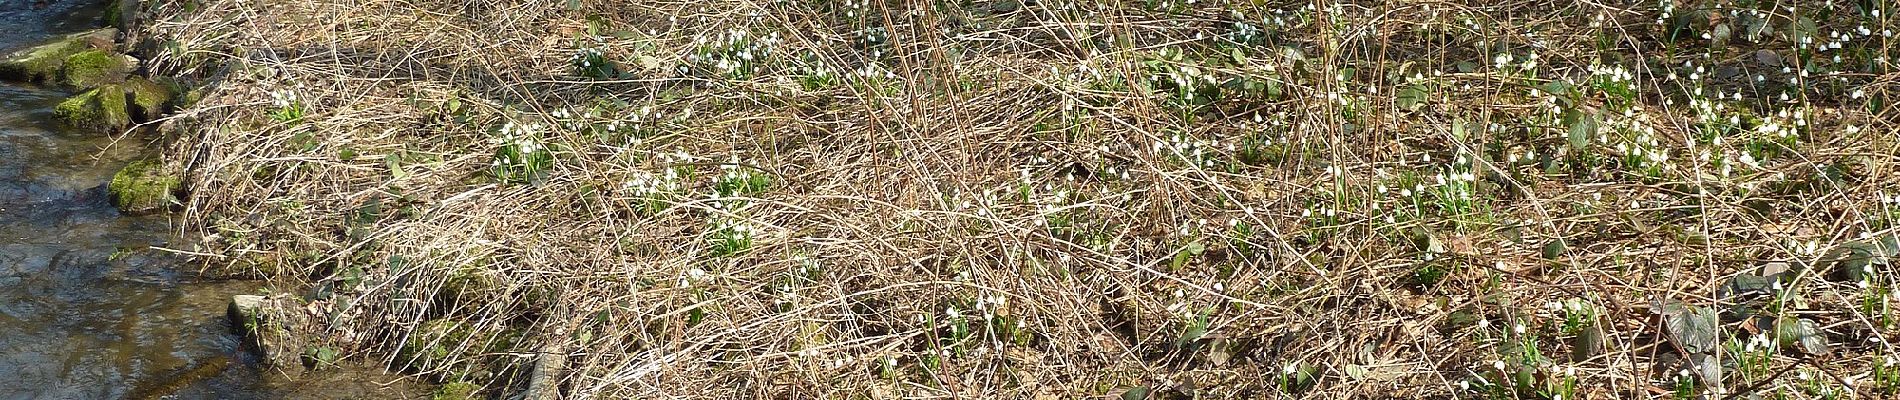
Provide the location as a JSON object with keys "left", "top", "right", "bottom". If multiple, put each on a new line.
{"left": 431, "top": 381, "right": 480, "bottom": 400}
{"left": 0, "top": 28, "right": 115, "bottom": 84}
{"left": 108, "top": 159, "right": 179, "bottom": 214}
{"left": 54, "top": 84, "right": 132, "bottom": 131}
{"left": 124, "top": 77, "right": 172, "bottom": 117}
{"left": 62, "top": 50, "right": 129, "bottom": 89}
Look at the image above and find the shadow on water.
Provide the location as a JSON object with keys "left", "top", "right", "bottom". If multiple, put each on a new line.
{"left": 1, "top": 1, "right": 423, "bottom": 399}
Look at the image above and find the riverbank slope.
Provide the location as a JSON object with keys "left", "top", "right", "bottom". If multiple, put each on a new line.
{"left": 136, "top": 0, "right": 1899, "bottom": 398}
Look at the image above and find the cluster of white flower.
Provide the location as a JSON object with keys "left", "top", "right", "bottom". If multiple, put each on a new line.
{"left": 772, "top": 280, "right": 799, "bottom": 309}
{"left": 573, "top": 47, "right": 602, "bottom": 68}
{"left": 712, "top": 155, "right": 770, "bottom": 198}
{"left": 606, "top": 105, "right": 656, "bottom": 135}
{"left": 550, "top": 106, "right": 603, "bottom": 132}
{"left": 952, "top": 187, "right": 1004, "bottom": 218}
{"left": 677, "top": 267, "right": 708, "bottom": 287}
{"left": 1229, "top": 20, "right": 1263, "bottom": 44}
{"left": 972, "top": 294, "right": 1007, "bottom": 321}
{"left": 689, "top": 27, "right": 779, "bottom": 78}
{"left": 1818, "top": 26, "right": 1871, "bottom": 53}
{"left": 1603, "top": 114, "right": 1668, "bottom": 173}
{"left": 1153, "top": 132, "right": 1217, "bottom": 168}
{"left": 1435, "top": 153, "right": 1480, "bottom": 196}
{"left": 499, "top": 119, "right": 545, "bottom": 139}
{"left": 1301, "top": 201, "right": 1341, "bottom": 221}
{"left": 1653, "top": 0, "right": 1677, "bottom": 26}
{"left": 1588, "top": 63, "right": 1635, "bottom": 89}
{"left": 267, "top": 88, "right": 301, "bottom": 108}
{"left": 795, "top": 59, "right": 836, "bottom": 83}
{"left": 1030, "top": 180, "right": 1072, "bottom": 228}
{"left": 513, "top": 137, "right": 544, "bottom": 158}
{"left": 838, "top": 0, "right": 871, "bottom": 19}
{"left": 853, "top": 63, "right": 896, "bottom": 80}
{"left": 623, "top": 166, "right": 684, "bottom": 199}
{"left": 708, "top": 213, "right": 756, "bottom": 248}
{"left": 1757, "top": 108, "right": 1807, "bottom": 140}
{"left": 1174, "top": 217, "right": 1209, "bottom": 238}
{"left": 496, "top": 119, "right": 548, "bottom": 157}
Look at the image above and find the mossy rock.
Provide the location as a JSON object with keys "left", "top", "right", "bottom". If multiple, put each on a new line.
{"left": 55, "top": 84, "right": 133, "bottom": 131}
{"left": 397, "top": 319, "right": 475, "bottom": 370}
{"left": 226, "top": 294, "right": 309, "bottom": 374}
{"left": 431, "top": 381, "right": 480, "bottom": 400}
{"left": 62, "top": 50, "right": 130, "bottom": 88}
{"left": 0, "top": 28, "right": 116, "bottom": 84}
{"left": 438, "top": 265, "right": 500, "bottom": 308}
{"left": 108, "top": 159, "right": 179, "bottom": 214}
{"left": 123, "top": 77, "right": 172, "bottom": 117}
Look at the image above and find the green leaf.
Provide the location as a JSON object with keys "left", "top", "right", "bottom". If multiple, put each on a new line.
{"left": 386, "top": 152, "right": 407, "bottom": 179}
{"left": 1538, "top": 81, "right": 1573, "bottom": 97}
{"left": 1169, "top": 247, "right": 1193, "bottom": 271}
{"left": 1396, "top": 85, "right": 1428, "bottom": 112}
{"left": 1121, "top": 386, "right": 1150, "bottom": 400}
{"left": 1710, "top": 23, "right": 1732, "bottom": 49}
{"left": 1661, "top": 300, "right": 1720, "bottom": 354}
{"left": 1565, "top": 108, "right": 1597, "bottom": 152}
{"left": 1168, "top": 242, "right": 1205, "bottom": 271}
{"left": 1775, "top": 317, "right": 1829, "bottom": 355}
{"left": 1823, "top": 233, "right": 1896, "bottom": 281}
{"left": 1455, "top": 60, "right": 1477, "bottom": 73}
{"left": 1541, "top": 239, "right": 1567, "bottom": 260}
{"left": 1692, "top": 353, "right": 1724, "bottom": 392}
{"left": 1571, "top": 320, "right": 1604, "bottom": 361}
{"left": 1718, "top": 273, "right": 1772, "bottom": 301}
{"left": 1176, "top": 325, "right": 1205, "bottom": 348}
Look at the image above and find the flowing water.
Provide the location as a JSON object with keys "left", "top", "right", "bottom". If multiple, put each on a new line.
{"left": 1, "top": 1, "right": 422, "bottom": 398}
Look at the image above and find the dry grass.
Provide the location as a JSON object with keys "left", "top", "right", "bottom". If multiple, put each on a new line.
{"left": 131, "top": 0, "right": 1900, "bottom": 398}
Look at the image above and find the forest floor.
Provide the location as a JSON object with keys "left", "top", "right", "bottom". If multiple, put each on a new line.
{"left": 135, "top": 0, "right": 1900, "bottom": 398}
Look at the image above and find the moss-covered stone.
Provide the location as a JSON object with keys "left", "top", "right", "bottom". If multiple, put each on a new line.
{"left": 108, "top": 159, "right": 178, "bottom": 214}
{"left": 0, "top": 28, "right": 116, "bottom": 84}
{"left": 62, "top": 50, "right": 130, "bottom": 88}
{"left": 54, "top": 84, "right": 132, "bottom": 130}
{"left": 226, "top": 294, "right": 309, "bottom": 375}
{"left": 123, "top": 76, "right": 171, "bottom": 117}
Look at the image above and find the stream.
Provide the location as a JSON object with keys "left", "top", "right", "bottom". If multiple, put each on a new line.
{"left": 2, "top": 1, "right": 422, "bottom": 398}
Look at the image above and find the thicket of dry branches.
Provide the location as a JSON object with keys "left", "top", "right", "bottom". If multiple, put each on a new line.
{"left": 134, "top": 0, "right": 1898, "bottom": 398}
